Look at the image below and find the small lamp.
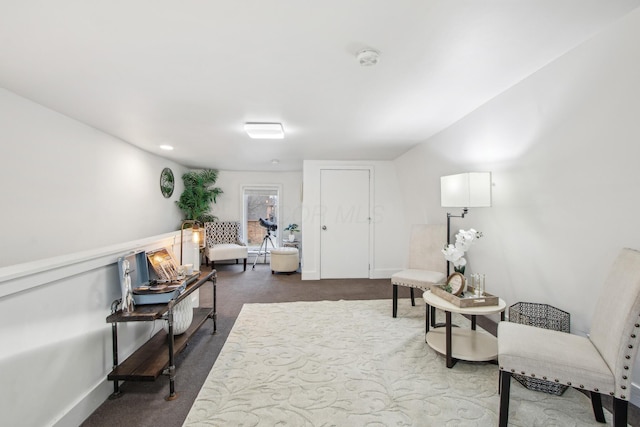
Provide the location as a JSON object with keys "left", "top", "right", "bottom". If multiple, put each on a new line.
{"left": 192, "top": 223, "right": 206, "bottom": 249}
{"left": 180, "top": 220, "right": 204, "bottom": 265}
{"left": 440, "top": 172, "right": 492, "bottom": 274}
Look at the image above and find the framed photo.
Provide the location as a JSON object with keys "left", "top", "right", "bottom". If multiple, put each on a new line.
{"left": 146, "top": 248, "right": 179, "bottom": 281}
{"left": 446, "top": 272, "right": 465, "bottom": 296}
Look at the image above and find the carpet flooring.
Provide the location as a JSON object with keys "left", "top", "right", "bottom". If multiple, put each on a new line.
{"left": 185, "top": 299, "right": 614, "bottom": 426}
{"left": 82, "top": 262, "right": 639, "bottom": 426}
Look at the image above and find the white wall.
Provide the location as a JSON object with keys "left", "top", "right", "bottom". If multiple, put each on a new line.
{"left": 0, "top": 89, "right": 195, "bottom": 426}
{"left": 302, "top": 160, "right": 406, "bottom": 280}
{"left": 213, "top": 170, "right": 303, "bottom": 245}
{"left": 395, "top": 8, "right": 640, "bottom": 404}
{"left": 0, "top": 232, "right": 197, "bottom": 427}
{"left": 0, "top": 88, "right": 187, "bottom": 268}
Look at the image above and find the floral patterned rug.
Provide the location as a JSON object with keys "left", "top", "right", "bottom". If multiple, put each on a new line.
{"left": 184, "top": 299, "right": 612, "bottom": 426}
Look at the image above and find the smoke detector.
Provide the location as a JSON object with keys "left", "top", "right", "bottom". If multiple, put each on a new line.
{"left": 357, "top": 49, "right": 380, "bottom": 66}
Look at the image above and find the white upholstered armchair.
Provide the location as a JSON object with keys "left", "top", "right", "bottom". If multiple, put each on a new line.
{"left": 391, "top": 224, "right": 447, "bottom": 317}
{"left": 204, "top": 221, "right": 248, "bottom": 271}
{"left": 498, "top": 248, "right": 640, "bottom": 426}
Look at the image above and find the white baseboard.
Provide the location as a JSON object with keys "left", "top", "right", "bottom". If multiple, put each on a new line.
{"left": 52, "top": 380, "right": 112, "bottom": 427}
{"left": 302, "top": 270, "right": 320, "bottom": 280}
{"left": 371, "top": 268, "right": 401, "bottom": 279}
{"left": 302, "top": 268, "right": 399, "bottom": 280}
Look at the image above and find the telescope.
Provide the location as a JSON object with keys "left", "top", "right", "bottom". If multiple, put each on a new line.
{"left": 259, "top": 218, "right": 277, "bottom": 231}
{"left": 253, "top": 218, "right": 277, "bottom": 269}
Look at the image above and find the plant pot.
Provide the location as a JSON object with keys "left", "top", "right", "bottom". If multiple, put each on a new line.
{"left": 163, "top": 298, "right": 193, "bottom": 335}
{"left": 288, "top": 234, "right": 295, "bottom": 242}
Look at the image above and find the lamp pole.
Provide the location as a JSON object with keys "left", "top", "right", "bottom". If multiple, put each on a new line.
{"left": 445, "top": 208, "right": 468, "bottom": 276}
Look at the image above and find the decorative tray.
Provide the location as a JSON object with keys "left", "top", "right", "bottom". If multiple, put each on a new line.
{"left": 431, "top": 284, "right": 499, "bottom": 308}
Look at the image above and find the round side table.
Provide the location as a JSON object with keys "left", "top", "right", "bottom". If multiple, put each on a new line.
{"left": 423, "top": 290, "right": 506, "bottom": 368}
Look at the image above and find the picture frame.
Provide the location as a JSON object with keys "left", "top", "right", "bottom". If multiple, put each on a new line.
{"left": 146, "top": 248, "right": 179, "bottom": 282}
{"left": 160, "top": 167, "right": 175, "bottom": 198}
{"left": 446, "top": 272, "right": 465, "bottom": 296}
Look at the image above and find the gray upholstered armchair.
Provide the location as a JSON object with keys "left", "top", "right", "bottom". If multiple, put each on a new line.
{"left": 391, "top": 224, "right": 447, "bottom": 317}
{"left": 498, "top": 248, "right": 640, "bottom": 426}
{"left": 204, "top": 221, "right": 248, "bottom": 271}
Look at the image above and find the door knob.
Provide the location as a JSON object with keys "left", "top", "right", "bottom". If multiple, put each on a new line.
{"left": 322, "top": 225, "right": 327, "bottom": 230}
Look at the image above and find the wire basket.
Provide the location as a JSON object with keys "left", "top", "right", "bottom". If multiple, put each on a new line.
{"left": 508, "top": 302, "right": 570, "bottom": 396}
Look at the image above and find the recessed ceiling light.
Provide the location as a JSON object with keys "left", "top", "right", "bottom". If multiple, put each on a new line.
{"left": 271, "top": 159, "right": 280, "bottom": 164}
{"left": 160, "top": 145, "right": 174, "bottom": 151}
{"left": 244, "top": 122, "right": 284, "bottom": 139}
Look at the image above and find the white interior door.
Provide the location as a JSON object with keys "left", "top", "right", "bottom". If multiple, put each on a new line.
{"left": 320, "top": 169, "right": 370, "bottom": 279}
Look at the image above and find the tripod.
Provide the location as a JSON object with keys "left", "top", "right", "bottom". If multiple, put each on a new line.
{"left": 252, "top": 229, "right": 276, "bottom": 270}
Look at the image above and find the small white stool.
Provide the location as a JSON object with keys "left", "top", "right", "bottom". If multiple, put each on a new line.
{"left": 270, "top": 247, "right": 299, "bottom": 274}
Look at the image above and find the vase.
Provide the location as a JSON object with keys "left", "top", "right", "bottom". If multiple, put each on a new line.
{"left": 163, "top": 298, "right": 194, "bottom": 335}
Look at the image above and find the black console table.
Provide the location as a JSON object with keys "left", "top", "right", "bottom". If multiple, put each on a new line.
{"left": 106, "top": 270, "right": 216, "bottom": 400}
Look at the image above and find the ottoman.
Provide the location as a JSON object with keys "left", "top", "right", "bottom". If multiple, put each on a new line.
{"left": 270, "top": 247, "right": 299, "bottom": 274}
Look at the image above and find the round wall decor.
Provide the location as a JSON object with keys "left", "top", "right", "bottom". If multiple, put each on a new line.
{"left": 160, "top": 167, "right": 175, "bottom": 198}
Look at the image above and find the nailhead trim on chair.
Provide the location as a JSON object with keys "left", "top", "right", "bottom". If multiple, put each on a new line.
{"left": 389, "top": 280, "right": 433, "bottom": 292}
{"left": 610, "top": 311, "right": 638, "bottom": 399}
{"left": 500, "top": 366, "right": 619, "bottom": 396}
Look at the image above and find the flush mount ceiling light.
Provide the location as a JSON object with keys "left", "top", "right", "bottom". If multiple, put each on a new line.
{"left": 244, "top": 122, "right": 285, "bottom": 139}
{"left": 357, "top": 49, "right": 380, "bottom": 66}
{"left": 159, "top": 145, "right": 174, "bottom": 151}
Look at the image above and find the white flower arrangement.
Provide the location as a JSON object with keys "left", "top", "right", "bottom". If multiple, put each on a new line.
{"left": 442, "top": 228, "right": 483, "bottom": 272}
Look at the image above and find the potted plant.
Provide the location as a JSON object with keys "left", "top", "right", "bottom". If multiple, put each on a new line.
{"left": 441, "top": 228, "right": 483, "bottom": 276}
{"left": 176, "top": 169, "right": 223, "bottom": 223}
{"left": 284, "top": 223, "right": 300, "bottom": 242}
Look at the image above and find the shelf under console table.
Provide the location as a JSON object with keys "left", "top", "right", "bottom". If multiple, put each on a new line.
{"left": 106, "top": 270, "right": 217, "bottom": 400}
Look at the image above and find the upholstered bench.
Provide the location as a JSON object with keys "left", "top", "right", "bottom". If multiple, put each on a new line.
{"left": 270, "top": 247, "right": 299, "bottom": 274}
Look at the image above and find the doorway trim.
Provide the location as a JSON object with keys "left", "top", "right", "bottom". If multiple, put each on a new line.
{"left": 240, "top": 183, "right": 283, "bottom": 250}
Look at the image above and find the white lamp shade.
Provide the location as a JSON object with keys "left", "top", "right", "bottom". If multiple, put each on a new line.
{"left": 440, "top": 172, "right": 491, "bottom": 208}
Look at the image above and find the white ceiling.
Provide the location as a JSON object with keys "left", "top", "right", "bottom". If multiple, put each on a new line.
{"left": 2, "top": 1, "right": 639, "bottom": 171}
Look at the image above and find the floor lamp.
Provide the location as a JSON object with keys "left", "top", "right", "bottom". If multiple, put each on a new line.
{"left": 180, "top": 220, "right": 205, "bottom": 271}
{"left": 440, "top": 172, "right": 492, "bottom": 276}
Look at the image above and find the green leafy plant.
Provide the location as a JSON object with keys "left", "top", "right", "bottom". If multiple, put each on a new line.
{"left": 284, "top": 223, "right": 300, "bottom": 233}
{"left": 176, "top": 169, "right": 223, "bottom": 223}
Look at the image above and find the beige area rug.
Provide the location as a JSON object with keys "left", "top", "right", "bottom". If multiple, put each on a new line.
{"left": 184, "top": 299, "right": 613, "bottom": 426}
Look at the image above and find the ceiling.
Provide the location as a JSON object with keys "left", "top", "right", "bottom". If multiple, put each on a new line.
{"left": 2, "top": 1, "right": 639, "bottom": 171}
